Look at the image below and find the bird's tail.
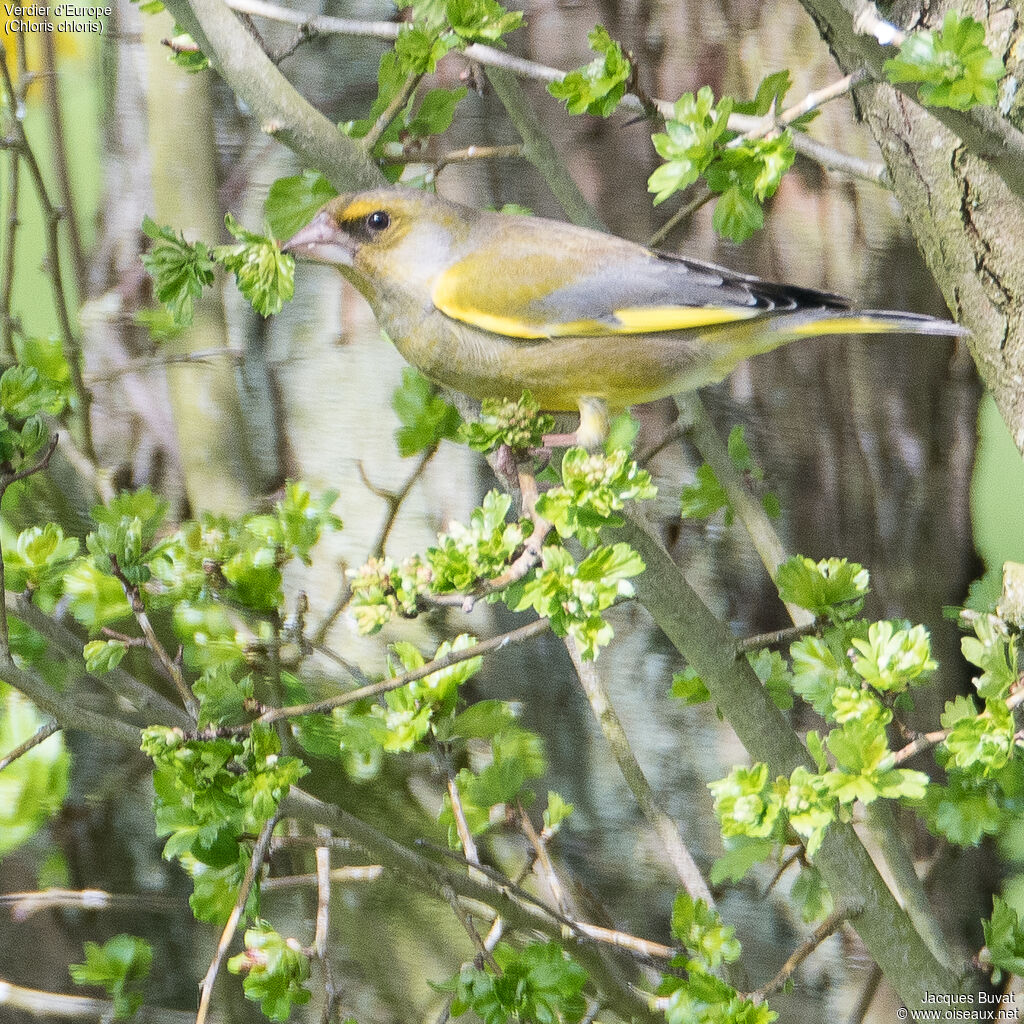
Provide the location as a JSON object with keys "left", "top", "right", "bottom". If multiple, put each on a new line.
{"left": 774, "top": 308, "right": 969, "bottom": 339}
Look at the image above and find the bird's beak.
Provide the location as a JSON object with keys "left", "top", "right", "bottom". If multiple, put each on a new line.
{"left": 281, "top": 211, "right": 354, "bottom": 267}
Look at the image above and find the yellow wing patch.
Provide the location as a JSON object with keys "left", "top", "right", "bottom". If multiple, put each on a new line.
{"left": 432, "top": 269, "right": 761, "bottom": 339}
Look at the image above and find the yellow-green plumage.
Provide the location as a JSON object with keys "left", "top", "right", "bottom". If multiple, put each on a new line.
{"left": 283, "top": 188, "right": 966, "bottom": 427}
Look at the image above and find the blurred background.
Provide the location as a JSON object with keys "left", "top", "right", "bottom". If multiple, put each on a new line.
{"left": 2, "top": 0, "right": 1024, "bottom": 1021}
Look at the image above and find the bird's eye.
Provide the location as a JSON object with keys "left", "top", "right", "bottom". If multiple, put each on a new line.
{"left": 366, "top": 210, "right": 390, "bottom": 232}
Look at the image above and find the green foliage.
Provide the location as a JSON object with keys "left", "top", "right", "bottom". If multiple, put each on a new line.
{"left": 142, "top": 723, "right": 308, "bottom": 922}
{"left": 648, "top": 85, "right": 795, "bottom": 242}
{"left": 4, "top": 523, "right": 78, "bottom": 592}
{"left": 215, "top": 214, "right": 296, "bottom": 318}
{"left": 649, "top": 87, "right": 732, "bottom": 204}
{"left": 543, "top": 790, "right": 574, "bottom": 833}
{"left": 140, "top": 216, "right": 216, "bottom": 327}
{"left": 458, "top": 391, "right": 554, "bottom": 452}
{"left": 790, "top": 864, "right": 834, "bottom": 923}
{"left": 392, "top": 367, "right": 462, "bottom": 456}
{"left": 884, "top": 12, "right": 1006, "bottom": 110}
{"left": 167, "top": 29, "right": 209, "bottom": 73}
{"left": 442, "top": 941, "right": 588, "bottom": 1024}
{"left": 680, "top": 463, "right": 729, "bottom": 521}
{"left": 227, "top": 921, "right": 312, "bottom": 1021}
{"left": 535, "top": 446, "right": 656, "bottom": 545}
{"left": 69, "top": 934, "right": 153, "bottom": 1019}
{"left": 671, "top": 666, "right": 711, "bottom": 705}
{"left": 264, "top": 170, "right": 338, "bottom": 240}
{"left": 983, "top": 897, "right": 1024, "bottom": 980}
{"left": 506, "top": 542, "right": 645, "bottom": 659}
{"left": 548, "top": 25, "right": 631, "bottom": 116}
{"left": 775, "top": 556, "right": 869, "bottom": 622}
{"left": 429, "top": 490, "right": 529, "bottom": 592}
{"left": 14, "top": 335, "right": 73, "bottom": 410}
{"left": 659, "top": 896, "right": 775, "bottom": 1023}
{"left": 444, "top": 0, "right": 524, "bottom": 44}
{"left": 850, "top": 620, "right": 937, "bottom": 692}
{"left": 671, "top": 892, "right": 741, "bottom": 971}
{"left": 83, "top": 639, "right": 128, "bottom": 675}
{"left": 0, "top": 687, "right": 69, "bottom": 858}
{"left": 440, "top": 697, "right": 547, "bottom": 846}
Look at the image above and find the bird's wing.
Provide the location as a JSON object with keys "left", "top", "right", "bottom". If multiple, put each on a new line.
{"left": 431, "top": 223, "right": 850, "bottom": 340}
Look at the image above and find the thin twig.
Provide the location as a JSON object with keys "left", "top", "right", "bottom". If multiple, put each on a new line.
{"left": 0, "top": 50, "right": 94, "bottom": 459}
{"left": 751, "top": 909, "right": 848, "bottom": 1001}
{"left": 257, "top": 618, "right": 549, "bottom": 725}
{"left": 647, "top": 186, "right": 714, "bottom": 249}
{"left": 0, "top": 433, "right": 59, "bottom": 653}
{"left": 224, "top": 0, "right": 894, "bottom": 187}
{"left": 894, "top": 682, "right": 1024, "bottom": 764}
{"left": 0, "top": 112, "right": 19, "bottom": 360}
{"left": 40, "top": 14, "right": 86, "bottom": 298}
{"left": 0, "top": 887, "right": 176, "bottom": 919}
{"left": 261, "top": 865, "right": 384, "bottom": 890}
{"left": 362, "top": 72, "right": 421, "bottom": 152}
{"left": 196, "top": 814, "right": 278, "bottom": 1024}
{"left": 735, "top": 622, "right": 818, "bottom": 655}
{"left": 432, "top": 143, "right": 525, "bottom": 176}
{"left": 518, "top": 803, "right": 571, "bottom": 917}
{"left": 0, "top": 719, "right": 60, "bottom": 773}
{"left": 0, "top": 978, "right": 197, "bottom": 1023}
{"left": 358, "top": 444, "right": 438, "bottom": 560}
{"left": 565, "top": 634, "right": 715, "bottom": 906}
{"left": 108, "top": 553, "right": 199, "bottom": 719}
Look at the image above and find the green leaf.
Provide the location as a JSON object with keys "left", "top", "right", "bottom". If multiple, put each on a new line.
{"left": 264, "top": 171, "right": 338, "bottom": 240}
{"left": 884, "top": 12, "right": 1006, "bottom": 111}
{"left": 0, "top": 687, "right": 69, "bottom": 858}
{"left": 445, "top": 0, "right": 524, "bottom": 44}
{"left": 393, "top": 367, "right": 462, "bottom": 456}
{"left": 70, "top": 935, "right": 152, "bottom": 1019}
{"left": 710, "top": 837, "right": 774, "bottom": 884}
{"left": 850, "top": 620, "right": 937, "bottom": 693}
{"left": 83, "top": 639, "right": 128, "bottom": 675}
{"left": 670, "top": 891, "right": 741, "bottom": 969}
{"left": 0, "top": 364, "right": 62, "bottom": 420}
{"left": 648, "top": 86, "right": 732, "bottom": 205}
{"left": 228, "top": 921, "right": 311, "bottom": 1021}
{"left": 140, "top": 216, "right": 216, "bottom": 326}
{"left": 680, "top": 462, "right": 729, "bottom": 520}
{"left": 548, "top": 25, "right": 631, "bottom": 117}
{"left": 671, "top": 666, "right": 711, "bottom": 705}
{"left": 734, "top": 70, "right": 792, "bottom": 116}
{"left": 214, "top": 213, "right": 295, "bottom": 317}
{"left": 439, "top": 941, "right": 587, "bottom": 1024}
{"left": 709, "top": 763, "right": 782, "bottom": 840}
{"left": 775, "top": 556, "right": 869, "bottom": 621}
{"left": 406, "top": 86, "right": 468, "bottom": 140}
{"left": 984, "top": 897, "right": 1024, "bottom": 977}
{"left": 542, "top": 791, "right": 574, "bottom": 833}
{"left": 791, "top": 865, "right": 834, "bottom": 923}
{"left": 5, "top": 523, "right": 79, "bottom": 591}
{"left": 712, "top": 185, "right": 765, "bottom": 244}
{"left": 923, "top": 774, "right": 1002, "bottom": 846}
{"left": 458, "top": 390, "right": 553, "bottom": 452}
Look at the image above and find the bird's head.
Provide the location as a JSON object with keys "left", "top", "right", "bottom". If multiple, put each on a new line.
{"left": 282, "top": 189, "right": 475, "bottom": 305}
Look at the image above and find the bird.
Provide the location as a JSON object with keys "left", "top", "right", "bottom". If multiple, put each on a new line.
{"left": 282, "top": 188, "right": 966, "bottom": 447}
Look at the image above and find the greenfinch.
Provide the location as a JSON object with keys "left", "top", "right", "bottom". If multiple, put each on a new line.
{"left": 283, "top": 189, "right": 965, "bottom": 445}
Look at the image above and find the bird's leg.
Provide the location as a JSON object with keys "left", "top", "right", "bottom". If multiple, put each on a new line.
{"left": 540, "top": 396, "right": 609, "bottom": 450}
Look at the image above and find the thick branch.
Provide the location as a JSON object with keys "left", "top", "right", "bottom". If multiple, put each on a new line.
{"left": 160, "top": 0, "right": 383, "bottom": 191}
{"left": 614, "top": 508, "right": 977, "bottom": 1014}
